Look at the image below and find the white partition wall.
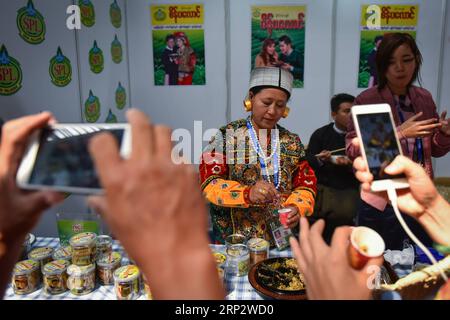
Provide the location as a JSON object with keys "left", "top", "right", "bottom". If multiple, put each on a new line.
{"left": 229, "top": 0, "right": 335, "bottom": 142}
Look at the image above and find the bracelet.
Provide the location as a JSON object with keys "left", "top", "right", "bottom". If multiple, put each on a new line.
{"left": 434, "top": 243, "right": 450, "bottom": 255}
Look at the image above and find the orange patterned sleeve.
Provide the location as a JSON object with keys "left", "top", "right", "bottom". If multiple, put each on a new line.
{"left": 283, "top": 160, "right": 317, "bottom": 217}
{"left": 199, "top": 151, "right": 251, "bottom": 208}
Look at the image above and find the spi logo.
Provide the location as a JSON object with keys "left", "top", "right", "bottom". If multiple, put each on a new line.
{"left": 49, "top": 47, "right": 72, "bottom": 87}
{"left": 84, "top": 90, "right": 101, "bottom": 123}
{"left": 17, "top": 0, "right": 46, "bottom": 45}
{"left": 89, "top": 41, "right": 104, "bottom": 74}
{"left": 0, "top": 45, "right": 23, "bottom": 96}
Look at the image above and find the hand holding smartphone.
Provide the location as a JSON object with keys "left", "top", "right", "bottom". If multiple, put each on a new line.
{"left": 352, "top": 103, "right": 409, "bottom": 192}
{"left": 16, "top": 124, "right": 131, "bottom": 194}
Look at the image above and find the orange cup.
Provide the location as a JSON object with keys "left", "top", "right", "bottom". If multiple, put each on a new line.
{"left": 348, "top": 226, "right": 385, "bottom": 270}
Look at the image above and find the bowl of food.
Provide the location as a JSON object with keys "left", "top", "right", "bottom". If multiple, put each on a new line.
{"left": 248, "top": 257, "right": 307, "bottom": 300}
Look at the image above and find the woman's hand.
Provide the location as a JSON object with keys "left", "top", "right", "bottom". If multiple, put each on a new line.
{"left": 284, "top": 205, "right": 299, "bottom": 229}
{"left": 439, "top": 111, "right": 450, "bottom": 136}
{"left": 249, "top": 180, "right": 279, "bottom": 204}
{"left": 399, "top": 112, "right": 442, "bottom": 139}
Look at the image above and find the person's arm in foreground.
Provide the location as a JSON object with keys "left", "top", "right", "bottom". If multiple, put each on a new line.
{"left": 88, "top": 109, "right": 224, "bottom": 300}
{"left": 0, "top": 113, "right": 63, "bottom": 298}
{"left": 290, "top": 218, "right": 382, "bottom": 300}
{"left": 352, "top": 138, "right": 450, "bottom": 247}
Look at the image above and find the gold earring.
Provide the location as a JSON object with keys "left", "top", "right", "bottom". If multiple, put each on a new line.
{"left": 282, "top": 106, "right": 290, "bottom": 118}
{"left": 243, "top": 99, "right": 252, "bottom": 112}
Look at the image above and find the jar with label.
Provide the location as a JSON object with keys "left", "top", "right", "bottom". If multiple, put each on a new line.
{"left": 20, "top": 234, "right": 31, "bottom": 260}
{"left": 247, "top": 238, "right": 269, "bottom": 267}
{"left": 42, "top": 260, "right": 70, "bottom": 295}
{"left": 67, "top": 263, "right": 96, "bottom": 295}
{"left": 70, "top": 232, "right": 97, "bottom": 266}
{"left": 52, "top": 246, "right": 72, "bottom": 263}
{"left": 113, "top": 265, "right": 140, "bottom": 300}
{"left": 28, "top": 247, "right": 54, "bottom": 271}
{"left": 226, "top": 244, "right": 250, "bottom": 277}
{"left": 12, "top": 260, "right": 41, "bottom": 295}
{"left": 97, "top": 252, "right": 121, "bottom": 285}
{"left": 96, "top": 235, "right": 113, "bottom": 259}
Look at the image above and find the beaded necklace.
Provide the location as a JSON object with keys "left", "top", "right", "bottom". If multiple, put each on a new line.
{"left": 246, "top": 119, "right": 281, "bottom": 190}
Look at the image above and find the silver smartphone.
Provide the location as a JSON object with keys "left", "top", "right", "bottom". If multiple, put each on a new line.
{"left": 16, "top": 124, "right": 131, "bottom": 195}
{"left": 352, "top": 103, "right": 409, "bottom": 192}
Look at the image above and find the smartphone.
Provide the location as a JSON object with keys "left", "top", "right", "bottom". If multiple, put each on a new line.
{"left": 352, "top": 104, "right": 409, "bottom": 192}
{"left": 16, "top": 123, "right": 131, "bottom": 194}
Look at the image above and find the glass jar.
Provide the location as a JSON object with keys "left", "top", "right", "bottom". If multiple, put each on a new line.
{"left": 70, "top": 232, "right": 97, "bottom": 266}
{"left": 247, "top": 238, "right": 269, "bottom": 267}
{"left": 12, "top": 260, "right": 41, "bottom": 295}
{"left": 213, "top": 252, "right": 227, "bottom": 269}
{"left": 96, "top": 235, "right": 113, "bottom": 259}
{"left": 28, "top": 247, "right": 54, "bottom": 271}
{"left": 42, "top": 260, "right": 70, "bottom": 295}
{"left": 225, "top": 234, "right": 247, "bottom": 248}
{"left": 226, "top": 244, "right": 250, "bottom": 277}
{"left": 97, "top": 252, "right": 121, "bottom": 285}
{"left": 113, "top": 265, "right": 140, "bottom": 300}
{"left": 67, "top": 263, "right": 96, "bottom": 295}
{"left": 52, "top": 246, "right": 72, "bottom": 263}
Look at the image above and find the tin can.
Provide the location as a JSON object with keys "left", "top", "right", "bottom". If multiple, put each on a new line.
{"left": 42, "top": 260, "right": 70, "bottom": 295}
{"left": 70, "top": 232, "right": 97, "bottom": 266}
{"left": 114, "top": 265, "right": 140, "bottom": 300}
{"left": 247, "top": 238, "right": 269, "bottom": 267}
{"left": 12, "top": 260, "right": 41, "bottom": 295}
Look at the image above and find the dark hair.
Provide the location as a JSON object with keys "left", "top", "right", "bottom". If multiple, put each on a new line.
{"left": 250, "top": 85, "right": 291, "bottom": 100}
{"left": 376, "top": 33, "right": 422, "bottom": 90}
{"left": 165, "top": 34, "right": 175, "bottom": 42}
{"left": 374, "top": 35, "right": 383, "bottom": 44}
{"left": 278, "top": 35, "right": 292, "bottom": 46}
{"left": 330, "top": 93, "right": 355, "bottom": 113}
{"left": 259, "top": 38, "right": 276, "bottom": 65}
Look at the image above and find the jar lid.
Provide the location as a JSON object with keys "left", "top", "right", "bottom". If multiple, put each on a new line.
{"left": 43, "top": 260, "right": 70, "bottom": 275}
{"left": 247, "top": 238, "right": 269, "bottom": 252}
{"left": 96, "top": 235, "right": 112, "bottom": 247}
{"left": 213, "top": 252, "right": 227, "bottom": 265}
{"left": 97, "top": 252, "right": 121, "bottom": 267}
{"left": 52, "top": 246, "right": 72, "bottom": 260}
{"left": 13, "top": 260, "right": 39, "bottom": 275}
{"left": 226, "top": 244, "right": 249, "bottom": 257}
{"left": 114, "top": 265, "right": 140, "bottom": 282}
{"left": 70, "top": 232, "right": 97, "bottom": 247}
{"left": 67, "top": 263, "right": 96, "bottom": 276}
{"left": 28, "top": 247, "right": 54, "bottom": 260}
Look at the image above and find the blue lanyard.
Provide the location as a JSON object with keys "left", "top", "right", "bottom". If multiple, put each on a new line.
{"left": 246, "top": 120, "right": 279, "bottom": 188}
{"left": 396, "top": 101, "right": 424, "bottom": 164}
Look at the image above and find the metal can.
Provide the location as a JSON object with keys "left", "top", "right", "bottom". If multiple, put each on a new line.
{"left": 97, "top": 252, "right": 121, "bottom": 285}
{"left": 247, "top": 238, "right": 269, "bottom": 267}
{"left": 42, "top": 260, "right": 70, "bottom": 295}
{"left": 226, "top": 244, "right": 250, "bottom": 277}
{"left": 114, "top": 265, "right": 141, "bottom": 300}
{"left": 12, "top": 260, "right": 41, "bottom": 295}
{"left": 70, "top": 232, "right": 97, "bottom": 266}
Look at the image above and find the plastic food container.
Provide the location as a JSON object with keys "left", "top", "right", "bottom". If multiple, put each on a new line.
{"left": 70, "top": 232, "right": 97, "bottom": 266}
{"left": 226, "top": 244, "right": 250, "bottom": 277}
{"left": 28, "top": 247, "right": 54, "bottom": 271}
{"left": 113, "top": 265, "right": 141, "bottom": 300}
{"left": 247, "top": 238, "right": 269, "bottom": 267}
{"left": 97, "top": 252, "right": 122, "bottom": 285}
{"left": 12, "top": 260, "right": 41, "bottom": 295}
{"left": 96, "top": 235, "right": 113, "bottom": 259}
{"left": 42, "top": 260, "right": 70, "bottom": 295}
{"left": 52, "top": 246, "right": 72, "bottom": 263}
{"left": 67, "top": 263, "right": 96, "bottom": 295}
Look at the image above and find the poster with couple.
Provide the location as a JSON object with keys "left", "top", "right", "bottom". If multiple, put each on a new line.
{"left": 358, "top": 4, "right": 419, "bottom": 88}
{"left": 151, "top": 4, "right": 205, "bottom": 86}
{"left": 251, "top": 6, "right": 306, "bottom": 89}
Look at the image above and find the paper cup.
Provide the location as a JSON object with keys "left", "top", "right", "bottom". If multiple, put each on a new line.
{"left": 278, "top": 208, "right": 291, "bottom": 228}
{"left": 348, "top": 227, "right": 385, "bottom": 270}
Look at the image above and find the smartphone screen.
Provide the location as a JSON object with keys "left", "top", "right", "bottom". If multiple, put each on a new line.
{"left": 28, "top": 126, "right": 124, "bottom": 190}
{"left": 356, "top": 112, "right": 406, "bottom": 181}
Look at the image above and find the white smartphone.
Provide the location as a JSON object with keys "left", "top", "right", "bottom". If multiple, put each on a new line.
{"left": 352, "top": 103, "right": 409, "bottom": 192}
{"left": 16, "top": 123, "right": 131, "bottom": 195}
